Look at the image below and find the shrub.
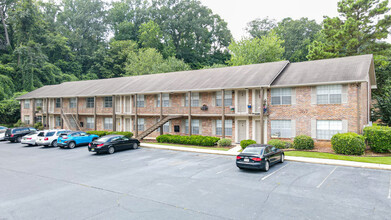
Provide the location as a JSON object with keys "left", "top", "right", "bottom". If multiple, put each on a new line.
{"left": 217, "top": 138, "right": 232, "bottom": 147}
{"left": 86, "top": 131, "right": 108, "bottom": 137}
{"left": 267, "top": 139, "right": 286, "bottom": 149}
{"left": 363, "top": 126, "right": 391, "bottom": 153}
{"left": 284, "top": 141, "right": 293, "bottom": 149}
{"left": 13, "top": 119, "right": 27, "bottom": 127}
{"left": 34, "top": 122, "right": 44, "bottom": 130}
{"left": 293, "top": 135, "right": 314, "bottom": 150}
{"left": 156, "top": 134, "right": 220, "bottom": 146}
{"left": 240, "top": 139, "right": 257, "bottom": 149}
{"left": 331, "top": 132, "right": 365, "bottom": 155}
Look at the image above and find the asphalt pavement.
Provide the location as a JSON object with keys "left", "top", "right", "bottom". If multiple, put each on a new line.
{"left": 0, "top": 141, "right": 390, "bottom": 220}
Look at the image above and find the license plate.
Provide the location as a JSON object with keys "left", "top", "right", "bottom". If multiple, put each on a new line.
{"left": 91, "top": 148, "right": 94, "bottom": 151}
{"left": 244, "top": 158, "right": 249, "bottom": 162}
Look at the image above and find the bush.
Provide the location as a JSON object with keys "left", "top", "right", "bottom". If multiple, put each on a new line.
{"left": 217, "top": 138, "right": 232, "bottom": 147}
{"left": 13, "top": 119, "right": 27, "bottom": 127}
{"left": 86, "top": 131, "right": 108, "bottom": 137}
{"left": 267, "top": 139, "right": 286, "bottom": 149}
{"left": 293, "top": 135, "right": 314, "bottom": 150}
{"left": 364, "top": 126, "right": 391, "bottom": 153}
{"left": 34, "top": 122, "right": 44, "bottom": 130}
{"left": 331, "top": 132, "right": 365, "bottom": 155}
{"left": 240, "top": 139, "right": 257, "bottom": 149}
{"left": 156, "top": 134, "right": 220, "bottom": 146}
{"left": 284, "top": 141, "right": 293, "bottom": 149}
{"left": 86, "top": 131, "right": 133, "bottom": 138}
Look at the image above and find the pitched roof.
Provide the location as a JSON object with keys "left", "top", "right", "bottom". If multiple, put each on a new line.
{"left": 272, "top": 54, "right": 375, "bottom": 87}
{"left": 17, "top": 54, "right": 376, "bottom": 100}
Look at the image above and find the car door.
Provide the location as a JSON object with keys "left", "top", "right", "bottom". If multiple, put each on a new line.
{"left": 269, "top": 146, "right": 279, "bottom": 164}
{"left": 72, "top": 132, "right": 81, "bottom": 145}
{"left": 110, "top": 136, "right": 122, "bottom": 149}
{"left": 264, "top": 147, "right": 272, "bottom": 162}
{"left": 121, "top": 137, "right": 132, "bottom": 150}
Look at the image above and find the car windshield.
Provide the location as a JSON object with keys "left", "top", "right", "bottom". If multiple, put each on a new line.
{"left": 97, "top": 136, "right": 114, "bottom": 142}
{"left": 37, "top": 132, "right": 45, "bottom": 137}
{"left": 0, "top": 126, "right": 6, "bottom": 129}
{"left": 242, "top": 147, "right": 263, "bottom": 155}
{"left": 46, "top": 132, "right": 55, "bottom": 137}
{"left": 56, "top": 131, "right": 65, "bottom": 135}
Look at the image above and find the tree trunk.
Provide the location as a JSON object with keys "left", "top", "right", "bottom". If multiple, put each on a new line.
{"left": 0, "top": 7, "right": 10, "bottom": 46}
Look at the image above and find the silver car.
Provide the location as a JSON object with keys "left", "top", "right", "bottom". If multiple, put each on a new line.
{"left": 21, "top": 130, "right": 47, "bottom": 146}
{"left": 36, "top": 130, "right": 70, "bottom": 147}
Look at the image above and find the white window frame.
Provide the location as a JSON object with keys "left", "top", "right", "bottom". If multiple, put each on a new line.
{"left": 86, "top": 97, "right": 94, "bottom": 108}
{"left": 24, "top": 100, "right": 30, "bottom": 109}
{"left": 156, "top": 93, "right": 170, "bottom": 107}
{"left": 69, "top": 98, "right": 77, "bottom": 108}
{"left": 185, "top": 119, "right": 200, "bottom": 135}
{"left": 137, "top": 95, "right": 145, "bottom": 107}
{"left": 216, "top": 119, "right": 233, "bottom": 136}
{"left": 86, "top": 117, "right": 94, "bottom": 129}
{"left": 24, "top": 115, "right": 30, "bottom": 124}
{"left": 55, "top": 116, "right": 61, "bottom": 127}
{"left": 138, "top": 118, "right": 145, "bottom": 131}
{"left": 55, "top": 98, "right": 61, "bottom": 108}
{"left": 185, "top": 92, "right": 199, "bottom": 107}
{"left": 316, "top": 120, "right": 342, "bottom": 140}
{"left": 104, "top": 118, "right": 113, "bottom": 130}
{"left": 216, "top": 91, "right": 233, "bottom": 106}
{"left": 104, "top": 97, "right": 113, "bottom": 108}
{"left": 35, "top": 99, "right": 43, "bottom": 108}
{"left": 271, "top": 120, "right": 292, "bottom": 138}
{"left": 271, "top": 88, "right": 291, "bottom": 105}
{"left": 317, "top": 85, "right": 342, "bottom": 104}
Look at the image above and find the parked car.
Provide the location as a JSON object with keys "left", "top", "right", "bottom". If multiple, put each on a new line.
{"left": 4, "top": 127, "right": 37, "bottom": 143}
{"left": 236, "top": 144, "right": 284, "bottom": 172}
{"left": 36, "top": 130, "right": 70, "bottom": 147}
{"left": 88, "top": 135, "right": 140, "bottom": 154}
{"left": 0, "top": 126, "right": 7, "bottom": 141}
{"left": 57, "top": 131, "right": 99, "bottom": 149}
{"left": 21, "top": 130, "right": 46, "bottom": 146}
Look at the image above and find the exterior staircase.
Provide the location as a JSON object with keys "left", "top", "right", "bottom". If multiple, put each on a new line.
{"left": 61, "top": 109, "right": 82, "bottom": 131}
{"left": 136, "top": 115, "right": 181, "bottom": 140}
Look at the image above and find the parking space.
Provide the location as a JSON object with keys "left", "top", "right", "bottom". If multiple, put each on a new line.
{"left": 0, "top": 141, "right": 390, "bottom": 219}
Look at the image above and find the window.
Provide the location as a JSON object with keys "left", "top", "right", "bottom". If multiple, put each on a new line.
{"left": 35, "top": 99, "right": 43, "bottom": 108}
{"left": 69, "top": 98, "right": 77, "bottom": 108}
{"left": 138, "top": 118, "right": 145, "bottom": 131}
{"left": 157, "top": 119, "right": 171, "bottom": 133}
{"left": 185, "top": 119, "right": 200, "bottom": 134}
{"left": 216, "top": 91, "right": 233, "bottom": 106}
{"left": 86, "top": 117, "right": 94, "bottom": 129}
{"left": 55, "top": 98, "right": 61, "bottom": 108}
{"left": 69, "top": 117, "right": 77, "bottom": 128}
{"left": 55, "top": 116, "right": 61, "bottom": 127}
{"left": 24, "top": 115, "right": 30, "bottom": 124}
{"left": 317, "top": 120, "right": 342, "bottom": 140}
{"left": 86, "top": 97, "right": 94, "bottom": 108}
{"left": 317, "top": 85, "right": 342, "bottom": 104}
{"left": 216, "top": 120, "right": 233, "bottom": 136}
{"left": 185, "top": 92, "right": 199, "bottom": 107}
{"left": 104, "top": 97, "right": 112, "bottom": 108}
{"left": 271, "top": 88, "right": 291, "bottom": 105}
{"left": 24, "top": 100, "right": 30, "bottom": 109}
{"left": 156, "top": 94, "right": 170, "bottom": 107}
{"left": 137, "top": 95, "right": 145, "bottom": 107}
{"left": 36, "top": 116, "right": 42, "bottom": 123}
{"left": 104, "top": 118, "right": 113, "bottom": 130}
{"left": 271, "top": 120, "right": 291, "bottom": 138}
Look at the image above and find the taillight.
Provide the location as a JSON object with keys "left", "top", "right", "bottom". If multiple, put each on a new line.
{"left": 11, "top": 134, "right": 14, "bottom": 137}
{"left": 252, "top": 157, "right": 262, "bottom": 161}
{"left": 236, "top": 156, "right": 242, "bottom": 160}
{"left": 88, "top": 143, "right": 91, "bottom": 147}
{"left": 97, "top": 143, "right": 104, "bottom": 147}
{"left": 44, "top": 137, "right": 49, "bottom": 141}
{"left": 27, "top": 138, "right": 32, "bottom": 140}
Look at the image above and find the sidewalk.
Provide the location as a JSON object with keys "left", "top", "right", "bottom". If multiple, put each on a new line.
{"left": 141, "top": 143, "right": 391, "bottom": 171}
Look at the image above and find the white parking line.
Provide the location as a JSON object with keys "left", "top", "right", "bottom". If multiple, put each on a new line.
{"left": 317, "top": 166, "right": 337, "bottom": 189}
{"left": 388, "top": 176, "right": 391, "bottom": 199}
{"left": 216, "top": 167, "right": 232, "bottom": 174}
{"left": 261, "top": 164, "right": 290, "bottom": 181}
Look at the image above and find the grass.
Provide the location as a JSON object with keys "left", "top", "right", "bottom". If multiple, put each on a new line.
{"left": 147, "top": 142, "right": 231, "bottom": 151}
{"left": 284, "top": 151, "right": 391, "bottom": 165}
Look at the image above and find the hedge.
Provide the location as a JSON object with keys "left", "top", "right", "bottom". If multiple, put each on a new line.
{"left": 331, "top": 133, "right": 365, "bottom": 155}
{"left": 156, "top": 134, "right": 220, "bottom": 146}
{"left": 267, "top": 139, "right": 286, "bottom": 149}
{"left": 293, "top": 135, "right": 314, "bottom": 150}
{"left": 363, "top": 125, "right": 391, "bottom": 153}
{"left": 240, "top": 139, "right": 257, "bottom": 150}
{"left": 217, "top": 138, "right": 232, "bottom": 147}
{"left": 86, "top": 131, "right": 133, "bottom": 138}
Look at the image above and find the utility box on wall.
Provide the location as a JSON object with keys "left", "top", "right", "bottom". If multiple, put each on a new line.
{"left": 174, "top": 125, "right": 180, "bottom": 132}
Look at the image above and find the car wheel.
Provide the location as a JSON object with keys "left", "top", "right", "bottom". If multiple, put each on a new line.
{"left": 264, "top": 161, "right": 270, "bottom": 172}
{"left": 17, "top": 137, "right": 22, "bottom": 143}
{"left": 51, "top": 140, "right": 58, "bottom": 147}
{"left": 68, "top": 142, "right": 76, "bottom": 149}
{"left": 133, "top": 143, "right": 138, "bottom": 149}
{"left": 280, "top": 154, "right": 285, "bottom": 163}
{"left": 108, "top": 146, "right": 115, "bottom": 154}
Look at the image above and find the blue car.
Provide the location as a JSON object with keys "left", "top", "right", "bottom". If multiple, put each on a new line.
{"left": 57, "top": 131, "right": 99, "bottom": 149}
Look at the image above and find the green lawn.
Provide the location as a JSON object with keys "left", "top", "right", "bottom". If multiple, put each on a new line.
{"left": 146, "top": 142, "right": 231, "bottom": 151}
{"left": 284, "top": 151, "right": 391, "bottom": 165}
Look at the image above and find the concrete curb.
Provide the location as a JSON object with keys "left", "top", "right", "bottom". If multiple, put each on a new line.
{"left": 141, "top": 143, "right": 391, "bottom": 171}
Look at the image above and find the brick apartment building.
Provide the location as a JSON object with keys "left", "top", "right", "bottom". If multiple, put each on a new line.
{"left": 17, "top": 54, "right": 376, "bottom": 144}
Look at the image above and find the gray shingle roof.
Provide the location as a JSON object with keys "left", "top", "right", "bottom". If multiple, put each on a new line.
{"left": 271, "top": 54, "right": 375, "bottom": 87}
{"left": 16, "top": 54, "right": 375, "bottom": 100}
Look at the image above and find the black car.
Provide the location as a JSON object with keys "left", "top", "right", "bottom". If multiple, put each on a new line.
{"left": 236, "top": 144, "right": 284, "bottom": 172}
{"left": 88, "top": 135, "right": 140, "bottom": 154}
{"left": 4, "top": 127, "right": 37, "bottom": 143}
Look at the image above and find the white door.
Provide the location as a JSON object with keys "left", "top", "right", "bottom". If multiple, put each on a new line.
{"left": 49, "top": 99, "right": 54, "bottom": 113}
{"left": 255, "top": 120, "right": 261, "bottom": 143}
{"left": 125, "top": 118, "right": 131, "bottom": 132}
{"left": 125, "top": 96, "right": 131, "bottom": 113}
{"left": 238, "top": 120, "right": 247, "bottom": 142}
{"left": 116, "top": 118, "right": 122, "bottom": 131}
{"left": 237, "top": 90, "right": 247, "bottom": 113}
{"left": 50, "top": 116, "right": 54, "bottom": 129}
{"left": 254, "top": 90, "right": 261, "bottom": 113}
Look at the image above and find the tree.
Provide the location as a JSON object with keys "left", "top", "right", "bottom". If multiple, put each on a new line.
{"left": 227, "top": 31, "right": 284, "bottom": 66}
{"left": 0, "top": 92, "right": 26, "bottom": 125}
{"left": 138, "top": 20, "right": 175, "bottom": 58}
{"left": 275, "top": 18, "right": 321, "bottom": 62}
{"left": 245, "top": 17, "right": 277, "bottom": 39}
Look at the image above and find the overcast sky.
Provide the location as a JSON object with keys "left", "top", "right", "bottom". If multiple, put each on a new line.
{"left": 199, "top": 0, "right": 340, "bottom": 40}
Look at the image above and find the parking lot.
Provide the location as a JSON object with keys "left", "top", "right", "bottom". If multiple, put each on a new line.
{"left": 0, "top": 141, "right": 390, "bottom": 220}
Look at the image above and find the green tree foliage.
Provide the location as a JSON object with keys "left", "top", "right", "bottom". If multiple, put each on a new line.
{"left": 245, "top": 17, "right": 277, "bottom": 39}
{"left": 227, "top": 31, "right": 284, "bottom": 66}
{"left": 0, "top": 92, "right": 26, "bottom": 125}
{"left": 138, "top": 20, "right": 175, "bottom": 58}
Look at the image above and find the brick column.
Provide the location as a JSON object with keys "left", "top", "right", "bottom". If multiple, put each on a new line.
{"left": 259, "top": 88, "right": 264, "bottom": 144}
{"left": 135, "top": 94, "right": 138, "bottom": 138}
{"left": 32, "top": 99, "right": 36, "bottom": 125}
{"left": 160, "top": 93, "right": 163, "bottom": 135}
{"left": 222, "top": 89, "right": 225, "bottom": 138}
{"left": 60, "top": 98, "right": 64, "bottom": 129}
{"left": 188, "top": 91, "right": 192, "bottom": 136}
{"left": 76, "top": 97, "right": 79, "bottom": 129}
{"left": 112, "top": 95, "right": 116, "bottom": 131}
{"left": 94, "top": 97, "right": 97, "bottom": 130}
{"left": 45, "top": 98, "right": 49, "bottom": 128}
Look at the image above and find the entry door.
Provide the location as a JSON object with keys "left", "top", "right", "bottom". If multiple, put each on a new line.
{"left": 255, "top": 120, "right": 261, "bottom": 143}
{"left": 237, "top": 90, "right": 246, "bottom": 113}
{"left": 237, "top": 120, "right": 247, "bottom": 142}
{"left": 117, "top": 118, "right": 122, "bottom": 131}
{"left": 125, "top": 118, "right": 131, "bottom": 132}
{"left": 50, "top": 116, "right": 54, "bottom": 129}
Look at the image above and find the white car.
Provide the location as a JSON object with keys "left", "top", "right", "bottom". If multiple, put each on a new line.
{"left": 36, "top": 130, "right": 70, "bottom": 147}
{"left": 0, "top": 126, "right": 7, "bottom": 141}
{"left": 21, "top": 130, "right": 47, "bottom": 146}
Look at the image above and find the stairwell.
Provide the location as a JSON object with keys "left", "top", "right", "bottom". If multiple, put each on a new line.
{"left": 136, "top": 115, "right": 181, "bottom": 140}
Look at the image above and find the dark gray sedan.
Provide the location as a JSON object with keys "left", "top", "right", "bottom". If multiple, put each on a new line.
{"left": 88, "top": 135, "right": 140, "bottom": 154}
{"left": 236, "top": 144, "right": 284, "bottom": 171}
